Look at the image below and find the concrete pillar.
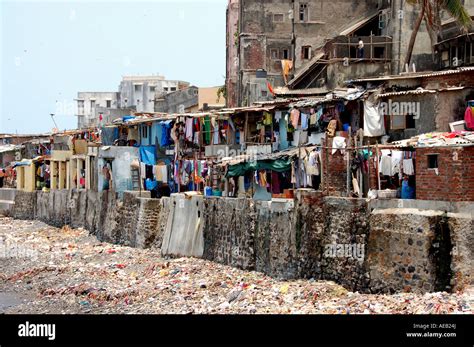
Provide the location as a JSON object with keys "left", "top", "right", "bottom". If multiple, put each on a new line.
{"left": 66, "top": 161, "right": 70, "bottom": 190}
{"left": 59, "top": 161, "right": 66, "bottom": 190}
{"left": 77, "top": 159, "right": 83, "bottom": 189}
{"left": 26, "top": 164, "right": 36, "bottom": 192}
{"left": 17, "top": 167, "right": 25, "bottom": 190}
{"left": 70, "top": 159, "right": 77, "bottom": 189}
{"left": 50, "top": 161, "right": 58, "bottom": 190}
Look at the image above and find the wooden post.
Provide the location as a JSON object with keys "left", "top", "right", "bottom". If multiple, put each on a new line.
{"left": 368, "top": 145, "right": 371, "bottom": 191}
{"left": 325, "top": 136, "right": 329, "bottom": 196}
{"left": 346, "top": 128, "right": 352, "bottom": 197}
{"left": 359, "top": 130, "right": 363, "bottom": 197}
{"left": 375, "top": 142, "right": 382, "bottom": 190}
{"left": 244, "top": 112, "right": 249, "bottom": 145}
{"left": 370, "top": 35, "right": 373, "bottom": 61}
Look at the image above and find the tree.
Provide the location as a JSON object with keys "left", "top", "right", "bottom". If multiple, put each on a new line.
{"left": 404, "top": 0, "right": 472, "bottom": 67}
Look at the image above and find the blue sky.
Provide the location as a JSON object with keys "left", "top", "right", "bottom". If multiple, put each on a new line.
{"left": 0, "top": 0, "right": 227, "bottom": 133}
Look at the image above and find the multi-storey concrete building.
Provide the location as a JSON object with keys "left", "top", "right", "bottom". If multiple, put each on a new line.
{"left": 76, "top": 92, "right": 120, "bottom": 129}
{"left": 76, "top": 75, "right": 190, "bottom": 128}
{"left": 118, "top": 75, "right": 190, "bottom": 112}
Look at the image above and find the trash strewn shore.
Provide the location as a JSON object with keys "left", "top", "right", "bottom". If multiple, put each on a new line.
{"left": 0, "top": 217, "right": 471, "bottom": 314}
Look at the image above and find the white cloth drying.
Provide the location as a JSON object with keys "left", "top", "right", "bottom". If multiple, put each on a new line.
{"left": 403, "top": 159, "right": 415, "bottom": 175}
{"left": 363, "top": 95, "right": 386, "bottom": 137}
{"left": 332, "top": 137, "right": 347, "bottom": 155}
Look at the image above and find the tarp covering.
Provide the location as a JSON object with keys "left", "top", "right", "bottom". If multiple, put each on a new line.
{"left": 139, "top": 145, "right": 157, "bottom": 165}
{"left": 226, "top": 158, "right": 292, "bottom": 177}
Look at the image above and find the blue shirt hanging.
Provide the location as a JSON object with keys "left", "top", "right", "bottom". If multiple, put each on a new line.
{"left": 139, "top": 145, "right": 157, "bottom": 166}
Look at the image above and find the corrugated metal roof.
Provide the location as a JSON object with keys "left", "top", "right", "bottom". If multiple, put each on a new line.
{"left": 391, "top": 132, "right": 474, "bottom": 148}
{"left": 274, "top": 86, "right": 329, "bottom": 96}
{"left": 377, "top": 89, "right": 436, "bottom": 97}
{"left": 348, "top": 67, "right": 474, "bottom": 83}
{"left": 0, "top": 144, "right": 23, "bottom": 154}
{"left": 377, "top": 86, "right": 466, "bottom": 98}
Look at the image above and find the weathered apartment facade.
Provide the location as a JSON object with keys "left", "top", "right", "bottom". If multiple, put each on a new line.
{"left": 76, "top": 75, "right": 190, "bottom": 129}
{"left": 226, "top": 0, "right": 474, "bottom": 107}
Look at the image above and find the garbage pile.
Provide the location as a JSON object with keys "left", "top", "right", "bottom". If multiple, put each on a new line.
{"left": 0, "top": 217, "right": 472, "bottom": 314}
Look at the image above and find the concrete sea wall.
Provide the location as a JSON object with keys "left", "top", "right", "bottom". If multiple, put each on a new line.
{"left": 7, "top": 189, "right": 474, "bottom": 294}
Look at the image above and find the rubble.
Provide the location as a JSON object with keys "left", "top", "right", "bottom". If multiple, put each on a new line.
{"left": 0, "top": 217, "right": 472, "bottom": 314}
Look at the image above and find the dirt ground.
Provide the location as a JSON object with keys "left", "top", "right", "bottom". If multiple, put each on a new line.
{"left": 0, "top": 217, "right": 472, "bottom": 314}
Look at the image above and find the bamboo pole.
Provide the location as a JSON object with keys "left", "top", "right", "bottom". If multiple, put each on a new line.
{"left": 346, "top": 128, "right": 352, "bottom": 197}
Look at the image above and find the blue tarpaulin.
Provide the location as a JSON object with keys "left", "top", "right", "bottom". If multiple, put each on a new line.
{"left": 123, "top": 115, "right": 136, "bottom": 122}
{"left": 139, "top": 146, "right": 157, "bottom": 165}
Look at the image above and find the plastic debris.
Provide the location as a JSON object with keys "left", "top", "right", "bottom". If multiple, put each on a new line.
{"left": 0, "top": 217, "right": 472, "bottom": 315}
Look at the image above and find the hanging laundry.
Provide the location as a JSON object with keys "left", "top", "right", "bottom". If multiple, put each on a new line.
{"left": 193, "top": 131, "right": 201, "bottom": 146}
{"left": 391, "top": 151, "right": 403, "bottom": 176}
{"left": 160, "top": 120, "right": 173, "bottom": 147}
{"left": 363, "top": 94, "right": 386, "bottom": 137}
{"left": 290, "top": 109, "right": 300, "bottom": 129}
{"left": 155, "top": 165, "right": 168, "bottom": 182}
{"left": 145, "top": 179, "right": 158, "bottom": 191}
{"left": 403, "top": 159, "right": 415, "bottom": 176}
{"left": 307, "top": 150, "right": 321, "bottom": 176}
{"left": 259, "top": 171, "right": 268, "bottom": 187}
{"left": 263, "top": 112, "right": 273, "bottom": 125}
{"left": 271, "top": 171, "right": 281, "bottom": 194}
{"left": 275, "top": 111, "right": 282, "bottom": 124}
{"left": 332, "top": 137, "right": 346, "bottom": 155}
{"left": 203, "top": 116, "right": 211, "bottom": 145}
{"left": 465, "top": 106, "right": 474, "bottom": 130}
{"left": 281, "top": 59, "right": 293, "bottom": 84}
{"left": 211, "top": 117, "right": 220, "bottom": 145}
{"left": 139, "top": 146, "right": 157, "bottom": 166}
{"left": 185, "top": 117, "right": 194, "bottom": 142}
{"left": 327, "top": 120, "right": 338, "bottom": 138}
{"left": 301, "top": 113, "right": 309, "bottom": 130}
{"left": 379, "top": 150, "right": 393, "bottom": 176}
{"left": 140, "top": 163, "right": 147, "bottom": 180}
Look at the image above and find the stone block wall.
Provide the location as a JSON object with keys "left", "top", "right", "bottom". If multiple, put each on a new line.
{"left": 319, "top": 197, "right": 371, "bottom": 291}
{"left": 202, "top": 197, "right": 256, "bottom": 270}
{"left": 10, "top": 189, "right": 473, "bottom": 294}
{"left": 368, "top": 209, "right": 440, "bottom": 294}
{"left": 11, "top": 190, "right": 165, "bottom": 249}
{"left": 254, "top": 199, "right": 298, "bottom": 279}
